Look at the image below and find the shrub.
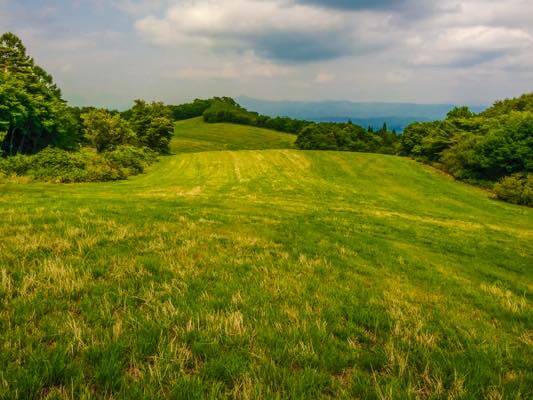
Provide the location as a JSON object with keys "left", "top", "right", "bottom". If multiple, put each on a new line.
{"left": 0, "top": 146, "right": 156, "bottom": 183}
{"left": 103, "top": 145, "right": 157, "bottom": 175}
{"left": 0, "top": 147, "right": 88, "bottom": 182}
{"left": 494, "top": 174, "right": 532, "bottom": 206}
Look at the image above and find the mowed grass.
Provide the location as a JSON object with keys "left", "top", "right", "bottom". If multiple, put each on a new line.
{"left": 170, "top": 117, "right": 295, "bottom": 153}
{"left": 0, "top": 119, "right": 532, "bottom": 399}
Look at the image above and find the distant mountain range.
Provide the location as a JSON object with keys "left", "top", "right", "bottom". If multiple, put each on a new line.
{"left": 237, "top": 96, "right": 487, "bottom": 132}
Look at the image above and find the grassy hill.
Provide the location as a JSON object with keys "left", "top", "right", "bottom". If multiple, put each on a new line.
{"left": 0, "top": 118, "right": 531, "bottom": 399}
{"left": 171, "top": 117, "right": 296, "bottom": 153}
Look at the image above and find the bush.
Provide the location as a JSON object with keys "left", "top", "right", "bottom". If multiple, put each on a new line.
{"left": 0, "top": 147, "right": 89, "bottom": 182}
{"left": 103, "top": 145, "right": 157, "bottom": 175}
{"left": 0, "top": 146, "right": 156, "bottom": 183}
{"left": 494, "top": 174, "right": 532, "bottom": 206}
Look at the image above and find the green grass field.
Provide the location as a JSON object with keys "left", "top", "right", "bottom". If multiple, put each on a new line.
{"left": 0, "top": 119, "right": 532, "bottom": 399}
{"left": 170, "top": 118, "right": 296, "bottom": 153}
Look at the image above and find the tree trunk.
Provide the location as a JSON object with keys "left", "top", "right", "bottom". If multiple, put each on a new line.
{"left": 18, "top": 131, "right": 26, "bottom": 154}
{"left": 8, "top": 126, "right": 16, "bottom": 156}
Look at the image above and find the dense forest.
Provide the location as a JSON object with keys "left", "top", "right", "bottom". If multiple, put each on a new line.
{"left": 0, "top": 32, "right": 531, "bottom": 205}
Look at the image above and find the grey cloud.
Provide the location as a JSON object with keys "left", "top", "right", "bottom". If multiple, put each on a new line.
{"left": 294, "top": 0, "right": 441, "bottom": 22}
{"left": 135, "top": 0, "right": 372, "bottom": 64}
{"left": 251, "top": 31, "right": 352, "bottom": 63}
{"left": 294, "top": 0, "right": 409, "bottom": 10}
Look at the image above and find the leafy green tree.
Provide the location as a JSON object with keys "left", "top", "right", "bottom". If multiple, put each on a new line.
{"left": 295, "top": 122, "right": 388, "bottom": 153}
{"left": 168, "top": 99, "right": 213, "bottom": 120}
{"left": 0, "top": 32, "right": 77, "bottom": 155}
{"left": 481, "top": 92, "right": 533, "bottom": 118}
{"left": 144, "top": 117, "right": 174, "bottom": 153}
{"left": 296, "top": 124, "right": 337, "bottom": 150}
{"left": 401, "top": 94, "right": 533, "bottom": 200}
{"left": 399, "top": 122, "right": 429, "bottom": 156}
{"left": 447, "top": 106, "right": 474, "bottom": 120}
{"left": 445, "top": 112, "right": 533, "bottom": 179}
{"left": 124, "top": 100, "right": 173, "bottom": 153}
{"left": 82, "top": 109, "right": 134, "bottom": 152}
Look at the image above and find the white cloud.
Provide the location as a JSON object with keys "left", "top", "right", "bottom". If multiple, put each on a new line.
{"left": 409, "top": 25, "right": 533, "bottom": 67}
{"left": 136, "top": 0, "right": 342, "bottom": 42}
{"left": 135, "top": 0, "right": 357, "bottom": 62}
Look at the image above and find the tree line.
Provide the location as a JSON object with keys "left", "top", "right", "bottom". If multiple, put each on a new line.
{"left": 400, "top": 95, "right": 532, "bottom": 205}
{"left": 202, "top": 98, "right": 310, "bottom": 134}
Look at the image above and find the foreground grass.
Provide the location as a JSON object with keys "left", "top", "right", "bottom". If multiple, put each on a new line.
{"left": 0, "top": 119, "right": 532, "bottom": 399}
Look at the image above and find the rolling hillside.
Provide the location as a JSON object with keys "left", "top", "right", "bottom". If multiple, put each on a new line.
{"left": 171, "top": 117, "right": 296, "bottom": 153}
{"left": 0, "top": 118, "right": 531, "bottom": 399}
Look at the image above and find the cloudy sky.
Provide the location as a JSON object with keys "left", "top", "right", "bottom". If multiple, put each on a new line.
{"left": 1, "top": 0, "right": 532, "bottom": 108}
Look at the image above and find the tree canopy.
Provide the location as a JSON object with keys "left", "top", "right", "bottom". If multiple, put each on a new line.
{"left": 82, "top": 109, "right": 135, "bottom": 153}
{"left": 123, "top": 100, "right": 174, "bottom": 153}
{"left": 400, "top": 94, "right": 533, "bottom": 205}
{"left": 0, "top": 32, "right": 76, "bottom": 155}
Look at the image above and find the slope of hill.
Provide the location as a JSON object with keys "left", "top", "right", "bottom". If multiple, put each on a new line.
{"left": 171, "top": 117, "right": 296, "bottom": 153}
{"left": 0, "top": 118, "right": 531, "bottom": 399}
{"left": 237, "top": 96, "right": 487, "bottom": 131}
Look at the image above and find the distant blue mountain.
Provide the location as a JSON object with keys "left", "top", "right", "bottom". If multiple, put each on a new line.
{"left": 237, "top": 96, "right": 487, "bottom": 132}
